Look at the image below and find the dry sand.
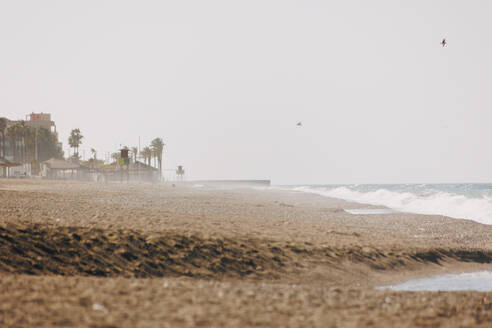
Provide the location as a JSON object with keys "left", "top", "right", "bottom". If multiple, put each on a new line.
{"left": 1, "top": 179, "right": 492, "bottom": 327}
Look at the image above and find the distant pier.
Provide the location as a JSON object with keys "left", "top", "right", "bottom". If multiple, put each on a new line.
{"left": 192, "top": 180, "right": 271, "bottom": 187}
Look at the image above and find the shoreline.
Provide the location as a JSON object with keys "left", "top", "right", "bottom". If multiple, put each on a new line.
{"left": 1, "top": 179, "right": 492, "bottom": 327}
{"left": 2, "top": 179, "right": 492, "bottom": 282}
{"left": 281, "top": 183, "right": 492, "bottom": 226}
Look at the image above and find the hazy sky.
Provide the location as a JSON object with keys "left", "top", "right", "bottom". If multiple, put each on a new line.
{"left": 1, "top": 1, "right": 491, "bottom": 184}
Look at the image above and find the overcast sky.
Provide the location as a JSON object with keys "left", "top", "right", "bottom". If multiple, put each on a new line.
{"left": 1, "top": 1, "right": 491, "bottom": 184}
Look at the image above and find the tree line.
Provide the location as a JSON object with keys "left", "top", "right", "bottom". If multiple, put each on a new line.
{"left": 0, "top": 119, "right": 166, "bottom": 179}
{"left": 69, "top": 129, "right": 165, "bottom": 177}
{"left": 0, "top": 117, "right": 63, "bottom": 163}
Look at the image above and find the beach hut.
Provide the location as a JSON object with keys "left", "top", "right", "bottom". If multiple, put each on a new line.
{"left": 0, "top": 157, "right": 22, "bottom": 177}
{"left": 130, "top": 160, "right": 160, "bottom": 182}
{"left": 41, "top": 158, "right": 87, "bottom": 180}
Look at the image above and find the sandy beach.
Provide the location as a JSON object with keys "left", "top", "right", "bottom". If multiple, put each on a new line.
{"left": 1, "top": 179, "right": 492, "bottom": 327}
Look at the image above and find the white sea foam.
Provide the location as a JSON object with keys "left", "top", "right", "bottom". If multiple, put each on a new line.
{"left": 292, "top": 186, "right": 492, "bottom": 225}
{"left": 378, "top": 271, "right": 492, "bottom": 291}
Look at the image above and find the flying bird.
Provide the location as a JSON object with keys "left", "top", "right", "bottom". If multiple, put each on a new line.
{"left": 296, "top": 122, "right": 302, "bottom": 127}
{"left": 441, "top": 38, "right": 447, "bottom": 47}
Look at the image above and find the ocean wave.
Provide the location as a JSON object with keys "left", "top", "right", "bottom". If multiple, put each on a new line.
{"left": 292, "top": 186, "right": 492, "bottom": 225}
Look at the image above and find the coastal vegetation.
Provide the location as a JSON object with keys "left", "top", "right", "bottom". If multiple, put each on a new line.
{"left": 0, "top": 117, "right": 7, "bottom": 158}
{"left": 0, "top": 118, "right": 63, "bottom": 163}
{"left": 150, "top": 137, "right": 165, "bottom": 178}
{"left": 104, "top": 138, "right": 164, "bottom": 176}
{"left": 130, "top": 147, "right": 138, "bottom": 163}
{"left": 68, "top": 128, "right": 83, "bottom": 161}
{"left": 129, "top": 139, "right": 166, "bottom": 177}
{"left": 2, "top": 115, "right": 166, "bottom": 180}
{"left": 140, "top": 146, "right": 152, "bottom": 166}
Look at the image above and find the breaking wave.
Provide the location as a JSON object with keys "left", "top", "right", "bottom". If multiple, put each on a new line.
{"left": 291, "top": 185, "right": 492, "bottom": 225}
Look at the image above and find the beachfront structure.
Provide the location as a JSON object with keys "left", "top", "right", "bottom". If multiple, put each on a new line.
{"left": 40, "top": 158, "right": 159, "bottom": 182}
{"left": 41, "top": 158, "right": 87, "bottom": 180}
{"left": 0, "top": 113, "right": 63, "bottom": 177}
{"left": 99, "top": 160, "right": 159, "bottom": 182}
{"left": 0, "top": 157, "right": 22, "bottom": 178}
{"left": 176, "top": 165, "right": 185, "bottom": 181}
{"left": 132, "top": 160, "right": 160, "bottom": 182}
{"left": 25, "top": 113, "right": 56, "bottom": 133}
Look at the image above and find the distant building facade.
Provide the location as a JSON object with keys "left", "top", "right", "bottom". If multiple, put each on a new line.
{"left": 0, "top": 113, "right": 61, "bottom": 177}
{"left": 25, "top": 112, "right": 56, "bottom": 133}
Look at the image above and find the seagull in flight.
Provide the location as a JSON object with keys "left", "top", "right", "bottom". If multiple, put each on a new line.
{"left": 441, "top": 38, "right": 447, "bottom": 47}
{"left": 296, "top": 122, "right": 302, "bottom": 127}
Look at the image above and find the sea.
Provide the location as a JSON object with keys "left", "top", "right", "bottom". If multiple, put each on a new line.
{"left": 283, "top": 183, "right": 492, "bottom": 291}
{"left": 377, "top": 270, "right": 492, "bottom": 292}
{"left": 281, "top": 183, "right": 492, "bottom": 225}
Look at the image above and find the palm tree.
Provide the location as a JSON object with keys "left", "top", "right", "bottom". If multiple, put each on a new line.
{"left": 130, "top": 147, "right": 138, "bottom": 163}
{"left": 111, "top": 152, "right": 120, "bottom": 163}
{"left": 16, "top": 121, "right": 29, "bottom": 163}
{"left": 141, "top": 147, "right": 152, "bottom": 166}
{"left": 68, "top": 128, "right": 83, "bottom": 160}
{"left": 24, "top": 125, "right": 36, "bottom": 163}
{"left": 36, "top": 127, "right": 63, "bottom": 161}
{"left": 151, "top": 149, "right": 156, "bottom": 167}
{"left": 89, "top": 148, "right": 97, "bottom": 168}
{"left": 6, "top": 125, "right": 17, "bottom": 161}
{"left": 151, "top": 138, "right": 165, "bottom": 180}
{"left": 7, "top": 121, "right": 27, "bottom": 162}
{"left": 0, "top": 117, "right": 7, "bottom": 158}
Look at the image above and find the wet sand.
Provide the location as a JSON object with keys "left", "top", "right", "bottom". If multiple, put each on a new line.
{"left": 1, "top": 179, "right": 492, "bottom": 327}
